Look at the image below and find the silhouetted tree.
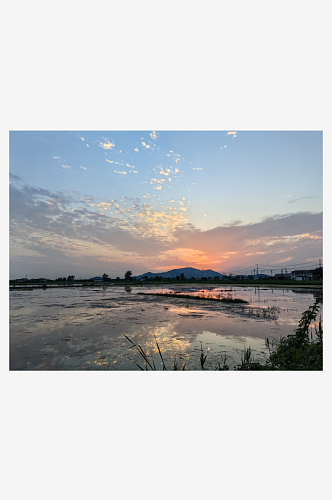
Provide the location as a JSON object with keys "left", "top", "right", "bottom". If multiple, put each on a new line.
{"left": 313, "top": 267, "right": 323, "bottom": 280}
{"left": 176, "top": 275, "right": 180, "bottom": 280}
{"left": 125, "top": 270, "right": 132, "bottom": 281}
{"left": 102, "top": 273, "right": 109, "bottom": 281}
{"left": 180, "top": 273, "right": 185, "bottom": 280}
{"left": 67, "top": 275, "right": 75, "bottom": 281}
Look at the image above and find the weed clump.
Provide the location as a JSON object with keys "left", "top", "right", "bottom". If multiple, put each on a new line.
{"left": 137, "top": 291, "right": 248, "bottom": 304}
{"left": 124, "top": 299, "right": 322, "bottom": 371}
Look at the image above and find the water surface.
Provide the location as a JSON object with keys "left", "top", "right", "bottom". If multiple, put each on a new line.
{"left": 10, "top": 284, "right": 322, "bottom": 370}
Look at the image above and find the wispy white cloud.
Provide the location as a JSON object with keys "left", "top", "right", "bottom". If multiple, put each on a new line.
{"left": 193, "top": 167, "right": 203, "bottom": 170}
{"left": 160, "top": 168, "right": 171, "bottom": 176}
{"left": 134, "top": 148, "right": 139, "bottom": 152}
{"left": 61, "top": 165, "right": 72, "bottom": 169}
{"left": 99, "top": 140, "right": 115, "bottom": 150}
{"left": 149, "top": 131, "right": 158, "bottom": 140}
{"left": 150, "top": 178, "right": 166, "bottom": 185}
{"left": 86, "top": 144, "right": 90, "bottom": 148}
{"left": 227, "top": 131, "right": 237, "bottom": 138}
{"left": 53, "top": 156, "right": 61, "bottom": 159}
{"left": 287, "top": 195, "right": 317, "bottom": 204}
{"left": 141, "top": 141, "right": 151, "bottom": 149}
{"left": 80, "top": 137, "right": 85, "bottom": 141}
{"left": 79, "top": 166, "right": 87, "bottom": 170}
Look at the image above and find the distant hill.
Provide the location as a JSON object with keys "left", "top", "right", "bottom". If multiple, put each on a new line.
{"left": 135, "top": 267, "right": 225, "bottom": 280}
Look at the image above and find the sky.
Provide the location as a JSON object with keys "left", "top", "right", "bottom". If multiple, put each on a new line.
{"left": 9, "top": 131, "right": 322, "bottom": 279}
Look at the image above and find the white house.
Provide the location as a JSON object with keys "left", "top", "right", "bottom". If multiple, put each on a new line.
{"left": 291, "top": 270, "right": 314, "bottom": 281}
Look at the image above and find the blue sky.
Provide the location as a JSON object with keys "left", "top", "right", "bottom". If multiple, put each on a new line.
{"left": 9, "top": 130, "right": 322, "bottom": 279}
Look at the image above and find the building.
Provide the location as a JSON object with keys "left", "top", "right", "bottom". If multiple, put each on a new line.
{"left": 291, "top": 270, "right": 314, "bottom": 281}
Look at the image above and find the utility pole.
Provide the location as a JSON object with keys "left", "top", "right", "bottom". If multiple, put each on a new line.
{"left": 271, "top": 270, "right": 272, "bottom": 277}
{"left": 257, "top": 264, "right": 258, "bottom": 276}
{"left": 319, "top": 259, "right": 322, "bottom": 268}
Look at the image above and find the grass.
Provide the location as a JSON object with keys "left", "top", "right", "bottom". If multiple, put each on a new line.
{"left": 124, "top": 298, "right": 323, "bottom": 371}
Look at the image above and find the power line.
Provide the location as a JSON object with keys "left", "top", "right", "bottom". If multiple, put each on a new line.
{"left": 228, "top": 259, "right": 321, "bottom": 274}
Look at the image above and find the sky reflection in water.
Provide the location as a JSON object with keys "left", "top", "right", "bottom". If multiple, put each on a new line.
{"left": 9, "top": 285, "right": 322, "bottom": 370}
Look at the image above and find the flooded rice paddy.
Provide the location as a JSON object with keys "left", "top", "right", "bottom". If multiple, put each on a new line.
{"left": 9, "top": 284, "right": 323, "bottom": 370}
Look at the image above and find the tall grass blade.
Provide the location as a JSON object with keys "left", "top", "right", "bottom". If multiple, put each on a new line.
{"left": 155, "top": 334, "right": 167, "bottom": 371}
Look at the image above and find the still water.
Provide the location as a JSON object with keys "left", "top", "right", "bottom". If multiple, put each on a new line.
{"left": 9, "top": 284, "right": 322, "bottom": 370}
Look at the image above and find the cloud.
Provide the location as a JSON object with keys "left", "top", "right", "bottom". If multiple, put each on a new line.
{"left": 271, "top": 257, "right": 294, "bottom": 264}
{"left": 61, "top": 165, "right": 72, "bottom": 169}
{"left": 134, "top": 148, "right": 139, "bottom": 152}
{"left": 193, "top": 168, "right": 203, "bottom": 170}
{"left": 9, "top": 173, "right": 22, "bottom": 181}
{"left": 53, "top": 156, "right": 61, "bottom": 159}
{"left": 287, "top": 195, "right": 317, "bottom": 204}
{"left": 227, "top": 131, "right": 237, "bottom": 138}
{"left": 150, "top": 178, "right": 166, "bottom": 185}
{"left": 160, "top": 168, "right": 171, "bottom": 176}
{"left": 79, "top": 166, "right": 87, "bottom": 170}
{"left": 158, "top": 248, "right": 210, "bottom": 265}
{"left": 141, "top": 142, "right": 151, "bottom": 149}
{"left": 80, "top": 137, "right": 85, "bottom": 141}
{"left": 9, "top": 180, "right": 323, "bottom": 277}
{"left": 149, "top": 131, "right": 158, "bottom": 140}
{"left": 98, "top": 140, "right": 115, "bottom": 150}
{"left": 114, "top": 171, "right": 127, "bottom": 175}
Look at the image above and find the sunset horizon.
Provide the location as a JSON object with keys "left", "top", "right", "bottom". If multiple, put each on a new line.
{"left": 9, "top": 130, "right": 322, "bottom": 280}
